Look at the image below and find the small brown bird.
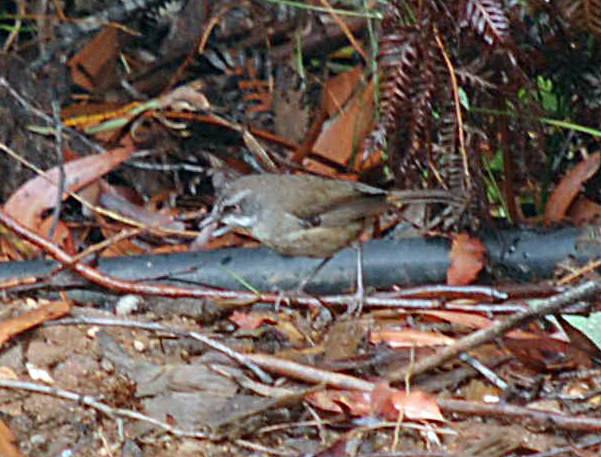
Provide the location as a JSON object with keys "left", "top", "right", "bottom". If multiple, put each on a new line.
{"left": 203, "top": 173, "right": 458, "bottom": 313}
{"left": 205, "top": 173, "right": 456, "bottom": 258}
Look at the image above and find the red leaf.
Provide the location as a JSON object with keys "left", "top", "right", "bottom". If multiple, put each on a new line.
{"left": 3, "top": 146, "right": 135, "bottom": 232}
{"left": 229, "top": 311, "right": 276, "bottom": 330}
{"left": 371, "top": 382, "right": 444, "bottom": 421}
{"left": 447, "top": 233, "right": 486, "bottom": 285}
{"left": 544, "top": 152, "right": 601, "bottom": 224}
{"left": 389, "top": 389, "right": 444, "bottom": 421}
{"left": 306, "top": 384, "right": 444, "bottom": 423}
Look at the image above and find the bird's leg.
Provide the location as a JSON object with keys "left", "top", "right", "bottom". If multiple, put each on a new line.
{"left": 344, "top": 240, "right": 365, "bottom": 317}
{"left": 295, "top": 256, "right": 333, "bottom": 293}
{"left": 296, "top": 243, "right": 366, "bottom": 317}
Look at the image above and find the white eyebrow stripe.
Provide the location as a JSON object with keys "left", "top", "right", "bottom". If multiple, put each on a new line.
{"left": 223, "top": 188, "right": 251, "bottom": 206}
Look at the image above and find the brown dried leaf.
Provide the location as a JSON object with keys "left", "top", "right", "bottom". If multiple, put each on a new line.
{"left": 371, "top": 382, "right": 444, "bottom": 421}
{"left": 304, "top": 389, "right": 371, "bottom": 416}
{"left": 229, "top": 310, "right": 276, "bottom": 330}
{"left": 419, "top": 310, "right": 537, "bottom": 339}
{"left": 447, "top": 233, "right": 486, "bottom": 285}
{"left": 544, "top": 152, "right": 601, "bottom": 224}
{"left": 389, "top": 389, "right": 444, "bottom": 421}
{"left": 99, "top": 190, "right": 185, "bottom": 231}
{"left": 370, "top": 327, "right": 456, "bottom": 347}
{"left": 68, "top": 26, "right": 121, "bottom": 92}
{"left": 321, "top": 66, "right": 364, "bottom": 116}
{"left": 0, "top": 301, "right": 71, "bottom": 346}
{"left": 0, "top": 419, "right": 25, "bottom": 457}
{"left": 306, "top": 384, "right": 443, "bottom": 422}
{"left": 313, "top": 435, "right": 360, "bottom": 457}
{"left": 3, "top": 146, "right": 134, "bottom": 232}
{"left": 568, "top": 196, "right": 601, "bottom": 224}
{"left": 504, "top": 335, "right": 592, "bottom": 371}
{"left": 309, "top": 78, "right": 375, "bottom": 172}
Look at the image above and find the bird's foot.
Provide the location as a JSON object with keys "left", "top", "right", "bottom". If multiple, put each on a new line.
{"left": 342, "top": 279, "right": 365, "bottom": 317}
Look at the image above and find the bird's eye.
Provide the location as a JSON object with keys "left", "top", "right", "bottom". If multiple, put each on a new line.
{"left": 222, "top": 203, "right": 240, "bottom": 214}
{"left": 300, "top": 215, "right": 321, "bottom": 228}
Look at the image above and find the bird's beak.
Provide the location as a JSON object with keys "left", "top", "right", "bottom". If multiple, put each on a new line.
{"left": 211, "top": 224, "right": 233, "bottom": 237}
{"left": 198, "top": 211, "right": 217, "bottom": 230}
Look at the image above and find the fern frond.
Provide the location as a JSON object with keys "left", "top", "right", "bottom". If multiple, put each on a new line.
{"left": 460, "top": 0, "right": 511, "bottom": 44}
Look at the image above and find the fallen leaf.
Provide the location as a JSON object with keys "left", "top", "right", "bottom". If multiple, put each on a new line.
{"left": 544, "top": 152, "right": 601, "bottom": 224}
{"left": 447, "top": 233, "right": 486, "bottom": 285}
{"left": 321, "top": 66, "right": 364, "bottom": 116}
{"left": 370, "top": 382, "right": 444, "bottom": 421}
{"left": 504, "top": 335, "right": 591, "bottom": 371}
{"left": 305, "top": 389, "right": 371, "bottom": 416}
{"left": 229, "top": 311, "right": 276, "bottom": 330}
{"left": 389, "top": 389, "right": 444, "bottom": 421}
{"left": 99, "top": 189, "right": 185, "bottom": 231}
{"left": 418, "top": 310, "right": 538, "bottom": 339}
{"left": 309, "top": 77, "right": 376, "bottom": 173}
{"left": 461, "top": 379, "right": 502, "bottom": 403}
{"left": 68, "top": 26, "right": 121, "bottom": 91}
{"left": 313, "top": 435, "right": 360, "bottom": 457}
{"left": 306, "top": 384, "right": 444, "bottom": 422}
{"left": 370, "top": 327, "right": 456, "bottom": 347}
{"left": 3, "top": 146, "right": 135, "bottom": 233}
{"left": 0, "top": 419, "right": 25, "bottom": 457}
{"left": 568, "top": 196, "right": 601, "bottom": 224}
{"left": 0, "top": 301, "right": 71, "bottom": 346}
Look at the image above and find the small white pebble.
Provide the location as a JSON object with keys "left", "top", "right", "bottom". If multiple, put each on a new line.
{"left": 25, "top": 363, "right": 54, "bottom": 384}
{"left": 483, "top": 394, "right": 500, "bottom": 403}
{"left": 115, "top": 295, "right": 142, "bottom": 316}
{"left": 30, "top": 434, "right": 46, "bottom": 445}
{"left": 100, "top": 358, "right": 114, "bottom": 373}
{"left": 133, "top": 340, "right": 145, "bottom": 352}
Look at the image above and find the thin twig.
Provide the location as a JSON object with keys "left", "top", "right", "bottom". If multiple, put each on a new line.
{"left": 388, "top": 279, "right": 601, "bottom": 381}
{"left": 48, "top": 98, "right": 64, "bottom": 239}
{"left": 0, "top": 379, "right": 209, "bottom": 438}
{"left": 0, "top": 77, "right": 104, "bottom": 153}
{"left": 244, "top": 344, "right": 601, "bottom": 432}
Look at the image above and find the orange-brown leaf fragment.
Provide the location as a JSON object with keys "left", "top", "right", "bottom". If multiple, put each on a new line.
{"left": 419, "top": 310, "right": 538, "bottom": 339}
{"left": 68, "top": 26, "right": 121, "bottom": 91}
{"left": 447, "top": 233, "right": 486, "bottom": 285}
{"left": 321, "top": 66, "right": 364, "bottom": 116}
{"left": 371, "top": 382, "right": 444, "bottom": 421}
{"left": 389, "top": 389, "right": 444, "bottom": 421}
{"left": 307, "top": 384, "right": 444, "bottom": 422}
{"left": 544, "top": 152, "right": 601, "bottom": 224}
{"left": 310, "top": 77, "right": 376, "bottom": 172}
{"left": 0, "top": 419, "right": 25, "bottom": 457}
{"left": 229, "top": 311, "right": 276, "bottom": 330}
{"left": 370, "top": 327, "right": 456, "bottom": 347}
{"left": 0, "top": 301, "right": 71, "bottom": 346}
{"left": 568, "top": 196, "right": 601, "bottom": 224}
{"left": 305, "top": 389, "right": 371, "bottom": 416}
